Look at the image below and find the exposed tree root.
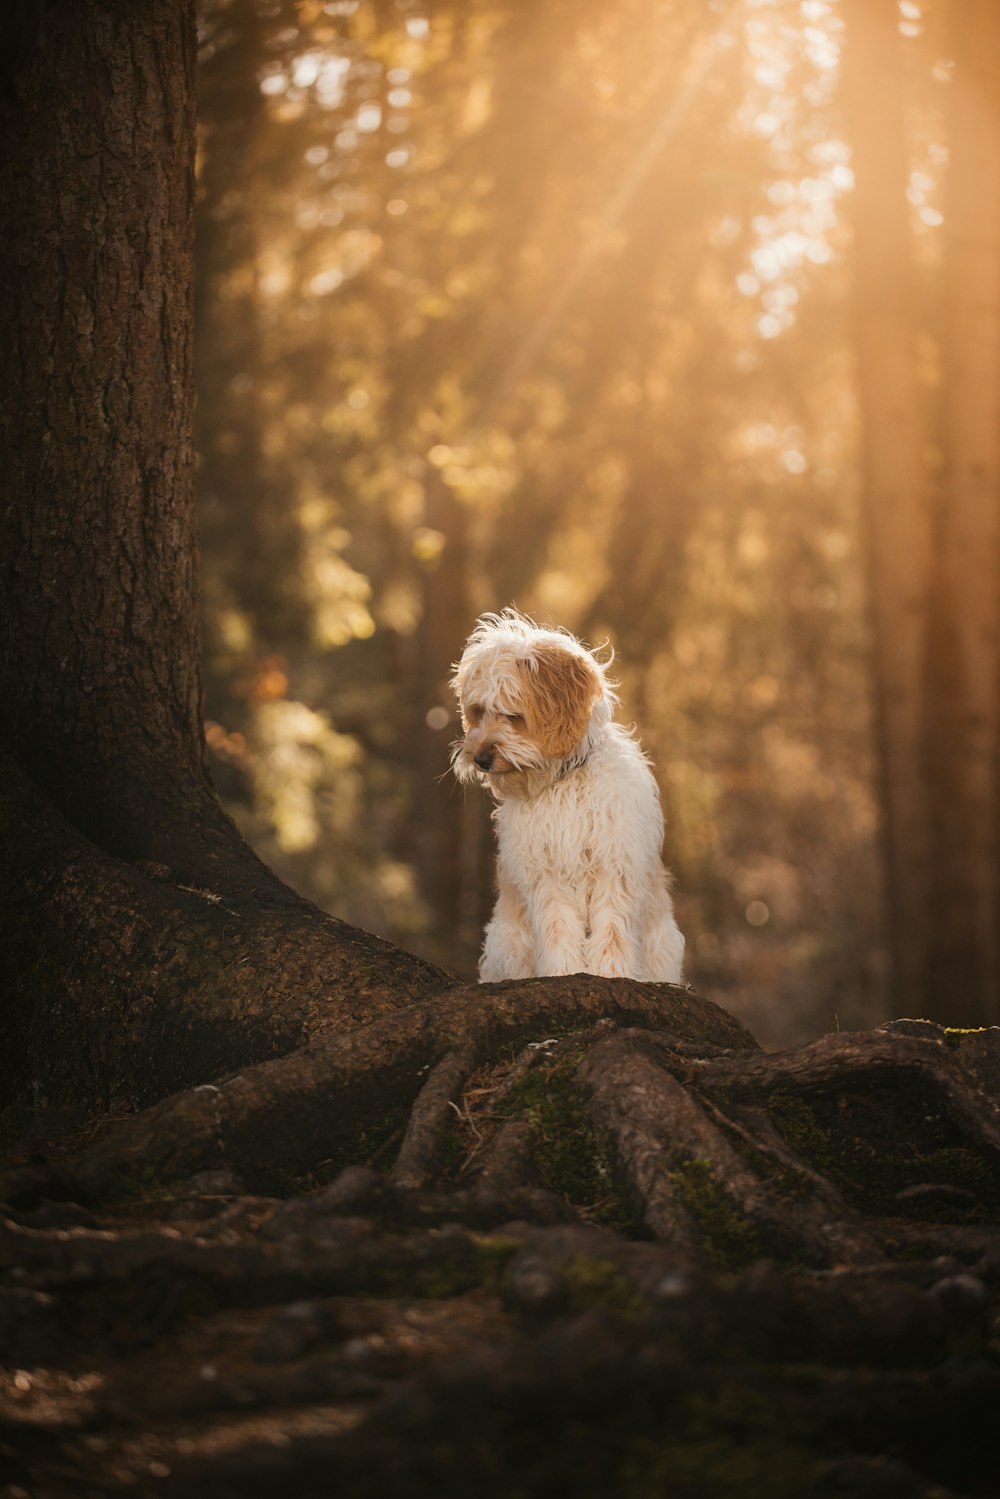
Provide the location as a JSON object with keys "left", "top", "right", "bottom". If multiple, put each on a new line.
{"left": 69, "top": 979, "right": 754, "bottom": 1198}
{"left": 392, "top": 1045, "right": 478, "bottom": 1189}
{"left": 3, "top": 1006, "right": 999, "bottom": 1496}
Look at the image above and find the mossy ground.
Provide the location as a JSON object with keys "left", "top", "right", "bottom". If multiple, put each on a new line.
{"left": 0, "top": 1103, "right": 36, "bottom": 1151}
{"left": 668, "top": 1157, "right": 763, "bottom": 1271}
{"left": 556, "top": 1253, "right": 646, "bottom": 1314}
{"left": 429, "top": 1044, "right": 633, "bottom": 1230}
{"left": 495, "top": 1046, "right": 633, "bottom": 1229}
{"left": 286, "top": 1106, "right": 411, "bottom": 1192}
{"left": 617, "top": 1381, "right": 821, "bottom": 1499}
{"left": 944, "top": 1025, "right": 995, "bottom": 1048}
{"left": 765, "top": 1082, "right": 1000, "bottom": 1221}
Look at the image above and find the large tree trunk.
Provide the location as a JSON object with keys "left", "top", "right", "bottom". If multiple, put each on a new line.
{"left": 0, "top": 0, "right": 206, "bottom": 870}
{"left": 0, "top": 0, "right": 447, "bottom": 1110}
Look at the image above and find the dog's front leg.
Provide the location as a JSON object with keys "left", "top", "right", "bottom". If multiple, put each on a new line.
{"left": 584, "top": 877, "right": 644, "bottom": 978}
{"left": 526, "top": 878, "right": 588, "bottom": 976}
{"left": 479, "top": 864, "right": 535, "bottom": 981}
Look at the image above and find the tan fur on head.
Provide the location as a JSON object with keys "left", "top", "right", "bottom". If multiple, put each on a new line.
{"left": 519, "top": 645, "right": 601, "bottom": 759}
{"left": 449, "top": 608, "right": 617, "bottom": 797}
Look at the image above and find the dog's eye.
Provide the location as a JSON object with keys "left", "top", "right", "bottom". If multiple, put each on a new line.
{"left": 503, "top": 713, "right": 525, "bottom": 724}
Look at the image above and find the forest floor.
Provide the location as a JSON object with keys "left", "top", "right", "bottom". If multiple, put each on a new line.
{"left": 2, "top": 997, "right": 999, "bottom": 1498}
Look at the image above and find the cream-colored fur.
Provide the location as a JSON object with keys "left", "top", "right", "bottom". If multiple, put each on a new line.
{"left": 451, "top": 610, "right": 684, "bottom": 983}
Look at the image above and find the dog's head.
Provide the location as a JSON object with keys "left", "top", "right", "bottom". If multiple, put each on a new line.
{"left": 450, "top": 610, "right": 615, "bottom": 798}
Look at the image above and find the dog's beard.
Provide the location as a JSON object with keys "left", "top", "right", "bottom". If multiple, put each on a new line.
{"left": 451, "top": 734, "right": 576, "bottom": 800}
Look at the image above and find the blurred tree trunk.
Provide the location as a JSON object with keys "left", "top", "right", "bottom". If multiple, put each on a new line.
{"left": 0, "top": 0, "right": 446, "bottom": 1110}
{"left": 196, "top": 0, "right": 305, "bottom": 652}
{"left": 410, "top": 470, "right": 488, "bottom": 969}
{"left": 844, "top": 0, "right": 1000, "bottom": 1025}
{"left": 841, "top": 0, "right": 934, "bottom": 1016}
{"left": 924, "top": 0, "right": 1000, "bottom": 1012}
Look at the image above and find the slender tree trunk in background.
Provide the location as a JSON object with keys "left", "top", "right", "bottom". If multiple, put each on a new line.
{"left": 841, "top": 0, "right": 934, "bottom": 1016}
{"left": 196, "top": 0, "right": 306, "bottom": 654}
{"left": 924, "top": 0, "right": 1000, "bottom": 1019}
{"left": 844, "top": 0, "right": 1000, "bottom": 1025}
{"left": 410, "top": 470, "right": 486, "bottom": 970}
{"left": 0, "top": 0, "right": 447, "bottom": 1110}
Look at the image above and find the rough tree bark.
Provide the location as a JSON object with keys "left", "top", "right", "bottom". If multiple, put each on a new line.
{"left": 0, "top": 0, "right": 446, "bottom": 1109}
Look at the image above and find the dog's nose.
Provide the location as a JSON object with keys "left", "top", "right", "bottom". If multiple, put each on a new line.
{"left": 474, "top": 749, "right": 493, "bottom": 771}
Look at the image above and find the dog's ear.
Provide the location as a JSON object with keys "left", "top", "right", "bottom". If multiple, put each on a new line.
{"left": 521, "top": 644, "right": 601, "bottom": 757}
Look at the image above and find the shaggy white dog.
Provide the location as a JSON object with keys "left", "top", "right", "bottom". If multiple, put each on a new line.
{"left": 451, "top": 610, "right": 684, "bottom": 983}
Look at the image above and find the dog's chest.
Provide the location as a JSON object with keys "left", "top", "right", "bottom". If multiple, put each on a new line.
{"left": 496, "top": 771, "right": 608, "bottom": 880}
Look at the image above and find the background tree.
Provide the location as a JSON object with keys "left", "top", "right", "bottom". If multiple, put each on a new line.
{"left": 843, "top": 0, "right": 1000, "bottom": 1025}
{"left": 927, "top": 0, "right": 1000, "bottom": 1015}
{"left": 841, "top": 0, "right": 933, "bottom": 1020}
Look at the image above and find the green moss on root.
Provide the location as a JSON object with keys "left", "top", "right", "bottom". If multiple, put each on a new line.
{"left": 943, "top": 1026, "right": 995, "bottom": 1050}
{"left": 668, "top": 1157, "right": 762, "bottom": 1271}
{"left": 500, "top": 1048, "right": 632, "bottom": 1229}
{"left": 558, "top": 1254, "right": 646, "bottom": 1315}
{"left": 766, "top": 1085, "right": 1000, "bottom": 1222}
